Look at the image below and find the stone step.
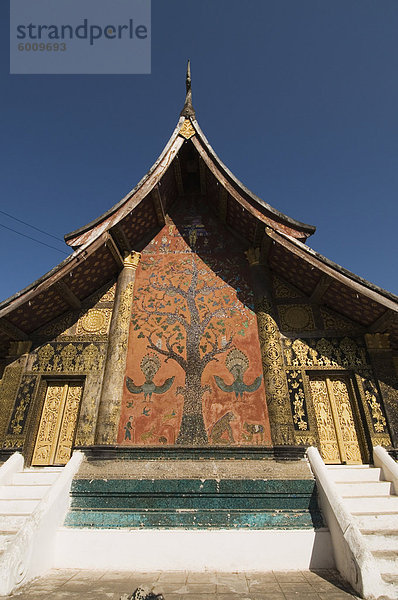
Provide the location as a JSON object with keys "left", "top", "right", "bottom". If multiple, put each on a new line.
{"left": 362, "top": 532, "right": 398, "bottom": 552}
{"left": 381, "top": 573, "right": 398, "bottom": 586}
{"left": 0, "top": 515, "right": 29, "bottom": 531}
{"left": 343, "top": 496, "right": 398, "bottom": 514}
{"left": 335, "top": 481, "right": 392, "bottom": 497}
{"left": 0, "top": 498, "right": 40, "bottom": 513}
{"left": 0, "top": 484, "right": 51, "bottom": 499}
{"left": 12, "top": 472, "right": 60, "bottom": 486}
{"left": 326, "top": 466, "right": 382, "bottom": 482}
{"left": 371, "top": 550, "right": 398, "bottom": 574}
{"left": 326, "top": 464, "right": 372, "bottom": 469}
{"left": 25, "top": 467, "right": 63, "bottom": 472}
{"left": 355, "top": 514, "right": 398, "bottom": 531}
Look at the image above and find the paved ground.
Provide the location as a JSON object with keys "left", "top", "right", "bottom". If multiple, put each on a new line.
{"left": 7, "top": 569, "right": 360, "bottom": 599}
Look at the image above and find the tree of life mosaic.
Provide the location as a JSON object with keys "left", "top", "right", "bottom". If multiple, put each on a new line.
{"left": 117, "top": 199, "right": 271, "bottom": 446}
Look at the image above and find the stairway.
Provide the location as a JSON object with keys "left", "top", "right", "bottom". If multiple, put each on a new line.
{"left": 0, "top": 466, "right": 64, "bottom": 557}
{"left": 326, "top": 464, "right": 398, "bottom": 594}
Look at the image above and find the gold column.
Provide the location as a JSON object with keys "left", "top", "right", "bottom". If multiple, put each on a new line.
{"left": 95, "top": 251, "right": 141, "bottom": 444}
{"left": 246, "top": 248, "right": 295, "bottom": 446}
{"left": 365, "top": 333, "right": 398, "bottom": 449}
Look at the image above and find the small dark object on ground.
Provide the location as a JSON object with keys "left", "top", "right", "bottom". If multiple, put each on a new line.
{"left": 120, "top": 585, "right": 165, "bottom": 600}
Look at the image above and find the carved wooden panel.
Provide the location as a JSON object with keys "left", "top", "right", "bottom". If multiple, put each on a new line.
{"left": 32, "top": 381, "right": 82, "bottom": 466}
{"left": 309, "top": 374, "right": 362, "bottom": 464}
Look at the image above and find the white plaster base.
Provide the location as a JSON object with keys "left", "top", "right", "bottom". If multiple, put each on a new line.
{"left": 55, "top": 528, "right": 334, "bottom": 571}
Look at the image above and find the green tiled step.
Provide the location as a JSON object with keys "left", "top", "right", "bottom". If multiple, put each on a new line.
{"left": 64, "top": 508, "right": 322, "bottom": 529}
{"left": 65, "top": 478, "right": 323, "bottom": 530}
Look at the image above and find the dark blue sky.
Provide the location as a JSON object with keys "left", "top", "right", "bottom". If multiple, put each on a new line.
{"left": 1, "top": 0, "right": 397, "bottom": 302}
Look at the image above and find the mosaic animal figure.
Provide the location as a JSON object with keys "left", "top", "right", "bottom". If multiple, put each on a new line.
{"left": 243, "top": 422, "right": 264, "bottom": 444}
{"left": 126, "top": 353, "right": 174, "bottom": 401}
{"left": 215, "top": 348, "right": 262, "bottom": 399}
{"left": 209, "top": 412, "right": 235, "bottom": 444}
{"left": 140, "top": 426, "right": 156, "bottom": 443}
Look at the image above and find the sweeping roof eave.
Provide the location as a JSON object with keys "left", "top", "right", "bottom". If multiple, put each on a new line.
{"left": 269, "top": 228, "right": 398, "bottom": 309}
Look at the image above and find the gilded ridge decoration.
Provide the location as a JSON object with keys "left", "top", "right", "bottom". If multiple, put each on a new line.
{"left": 287, "top": 370, "right": 308, "bottom": 431}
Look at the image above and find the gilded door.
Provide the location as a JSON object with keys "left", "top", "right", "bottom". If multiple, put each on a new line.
{"left": 309, "top": 374, "right": 363, "bottom": 464}
{"left": 32, "top": 381, "right": 83, "bottom": 466}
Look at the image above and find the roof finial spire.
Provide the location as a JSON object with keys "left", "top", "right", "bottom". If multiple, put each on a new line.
{"left": 180, "top": 59, "right": 196, "bottom": 119}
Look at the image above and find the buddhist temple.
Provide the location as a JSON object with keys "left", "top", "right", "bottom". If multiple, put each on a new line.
{"left": 0, "top": 63, "right": 397, "bottom": 599}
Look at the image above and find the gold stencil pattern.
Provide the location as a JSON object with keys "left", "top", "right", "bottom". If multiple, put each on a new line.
{"left": 310, "top": 378, "right": 340, "bottom": 463}
{"left": 283, "top": 336, "right": 368, "bottom": 369}
{"left": 54, "top": 385, "right": 82, "bottom": 464}
{"left": 74, "top": 396, "right": 97, "bottom": 446}
{"left": 256, "top": 298, "right": 294, "bottom": 445}
{"left": 310, "top": 375, "right": 362, "bottom": 464}
{"left": 272, "top": 276, "right": 300, "bottom": 299}
{"left": 364, "top": 383, "right": 387, "bottom": 433}
{"left": 99, "top": 283, "right": 116, "bottom": 303}
{"left": 287, "top": 371, "right": 308, "bottom": 430}
{"left": 279, "top": 305, "right": 315, "bottom": 331}
{"left": 331, "top": 378, "right": 362, "bottom": 463}
{"left": 32, "top": 382, "right": 83, "bottom": 466}
{"left": 32, "top": 342, "right": 105, "bottom": 373}
{"left": 76, "top": 309, "right": 112, "bottom": 335}
{"left": 321, "top": 308, "right": 359, "bottom": 332}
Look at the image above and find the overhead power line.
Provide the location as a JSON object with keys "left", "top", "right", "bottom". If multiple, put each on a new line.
{"left": 0, "top": 222, "right": 69, "bottom": 255}
{"left": 0, "top": 209, "right": 65, "bottom": 244}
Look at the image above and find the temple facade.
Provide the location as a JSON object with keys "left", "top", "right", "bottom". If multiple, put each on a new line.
{"left": 1, "top": 63, "right": 398, "bottom": 599}
{"left": 1, "top": 66, "right": 397, "bottom": 467}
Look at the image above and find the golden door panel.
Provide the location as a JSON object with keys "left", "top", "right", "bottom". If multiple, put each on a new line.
{"left": 32, "top": 381, "right": 83, "bottom": 466}
{"left": 309, "top": 374, "right": 362, "bottom": 464}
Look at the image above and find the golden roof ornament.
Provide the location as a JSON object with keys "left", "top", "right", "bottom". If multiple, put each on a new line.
{"left": 179, "top": 119, "right": 196, "bottom": 139}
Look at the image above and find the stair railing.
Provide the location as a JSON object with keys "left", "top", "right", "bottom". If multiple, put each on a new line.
{"left": 373, "top": 445, "right": 398, "bottom": 495}
{"left": 0, "top": 450, "right": 84, "bottom": 596}
{"left": 307, "top": 446, "right": 386, "bottom": 600}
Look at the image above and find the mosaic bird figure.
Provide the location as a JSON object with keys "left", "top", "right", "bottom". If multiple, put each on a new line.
{"left": 126, "top": 376, "right": 175, "bottom": 401}
{"left": 126, "top": 353, "right": 175, "bottom": 401}
{"left": 214, "top": 374, "right": 262, "bottom": 398}
{"left": 215, "top": 348, "right": 262, "bottom": 398}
